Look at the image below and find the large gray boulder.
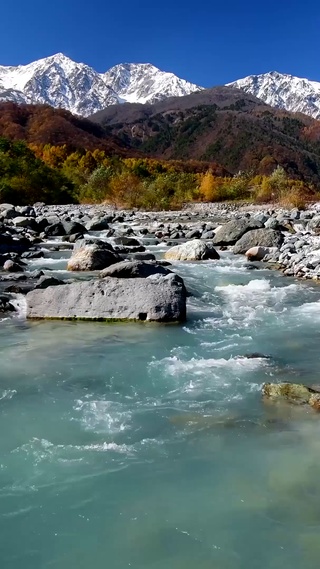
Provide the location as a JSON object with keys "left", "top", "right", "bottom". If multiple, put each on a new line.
{"left": 212, "top": 218, "right": 263, "bottom": 246}
{"left": 100, "top": 260, "right": 174, "bottom": 279}
{"left": 26, "top": 274, "right": 186, "bottom": 322}
{"left": 164, "top": 240, "right": 220, "bottom": 261}
{"left": 67, "top": 241, "right": 120, "bottom": 271}
{"left": 233, "top": 229, "right": 283, "bottom": 255}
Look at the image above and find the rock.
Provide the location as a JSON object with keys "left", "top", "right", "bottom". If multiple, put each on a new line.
{"left": 142, "top": 238, "right": 160, "bottom": 246}
{"left": 113, "top": 236, "right": 141, "bottom": 247}
{"left": 114, "top": 245, "right": 146, "bottom": 254}
{"left": 0, "top": 294, "right": 15, "bottom": 313}
{"left": 69, "top": 233, "right": 84, "bottom": 244}
{"left": 0, "top": 203, "right": 14, "bottom": 212}
{"left": 0, "top": 233, "right": 31, "bottom": 254}
{"left": 0, "top": 273, "right": 27, "bottom": 282}
{"left": 242, "top": 353, "right": 271, "bottom": 359}
{"left": 185, "top": 229, "right": 201, "bottom": 239}
{"left": 262, "top": 382, "right": 315, "bottom": 405}
{"left": 201, "top": 230, "right": 215, "bottom": 239}
{"left": 0, "top": 207, "right": 19, "bottom": 219}
{"left": 164, "top": 240, "right": 220, "bottom": 261}
{"left": 27, "top": 270, "right": 45, "bottom": 279}
{"left": 309, "top": 394, "right": 320, "bottom": 411}
{"left": 234, "top": 229, "right": 283, "bottom": 255}
{"left": 12, "top": 216, "right": 38, "bottom": 230}
{"left": 86, "top": 217, "right": 111, "bottom": 231}
{"left": 308, "top": 216, "right": 320, "bottom": 231}
{"left": 264, "top": 218, "right": 280, "bottom": 230}
{"left": 244, "top": 263, "right": 260, "bottom": 270}
{"left": 21, "top": 250, "right": 44, "bottom": 259}
{"left": 61, "top": 221, "right": 86, "bottom": 235}
{"left": 26, "top": 274, "right": 186, "bottom": 322}
{"left": 253, "top": 213, "right": 269, "bottom": 224}
{"left": 213, "top": 219, "right": 263, "bottom": 245}
{"left": 35, "top": 276, "right": 64, "bottom": 289}
{"left": 44, "top": 222, "right": 65, "bottom": 237}
{"left": 132, "top": 253, "right": 156, "bottom": 261}
{"left": 290, "top": 208, "right": 301, "bottom": 220}
{"left": 3, "top": 259, "right": 24, "bottom": 272}
{"left": 16, "top": 205, "right": 35, "bottom": 217}
{"left": 67, "top": 242, "right": 121, "bottom": 271}
{"left": 100, "top": 260, "right": 175, "bottom": 279}
{"left": 245, "top": 246, "right": 278, "bottom": 261}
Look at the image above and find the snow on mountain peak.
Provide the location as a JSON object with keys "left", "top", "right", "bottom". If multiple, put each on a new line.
{"left": 0, "top": 54, "right": 202, "bottom": 117}
{"left": 228, "top": 71, "right": 320, "bottom": 119}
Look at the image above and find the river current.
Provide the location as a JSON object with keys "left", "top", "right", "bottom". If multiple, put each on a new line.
{"left": 1, "top": 240, "right": 320, "bottom": 568}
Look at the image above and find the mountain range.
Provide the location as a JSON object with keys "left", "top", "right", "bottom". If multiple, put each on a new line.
{"left": 0, "top": 54, "right": 201, "bottom": 117}
{"left": 2, "top": 54, "right": 320, "bottom": 183}
{"left": 1, "top": 54, "right": 320, "bottom": 121}
{"left": 91, "top": 87, "right": 320, "bottom": 181}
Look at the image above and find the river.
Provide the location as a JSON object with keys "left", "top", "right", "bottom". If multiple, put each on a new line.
{"left": 1, "top": 243, "right": 320, "bottom": 568}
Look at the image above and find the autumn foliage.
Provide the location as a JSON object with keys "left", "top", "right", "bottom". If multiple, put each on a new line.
{"left": 0, "top": 136, "right": 319, "bottom": 209}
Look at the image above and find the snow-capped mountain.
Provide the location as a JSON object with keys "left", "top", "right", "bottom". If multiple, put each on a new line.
{"left": 104, "top": 62, "right": 200, "bottom": 104}
{"left": 0, "top": 53, "right": 201, "bottom": 117}
{"left": 228, "top": 71, "right": 320, "bottom": 119}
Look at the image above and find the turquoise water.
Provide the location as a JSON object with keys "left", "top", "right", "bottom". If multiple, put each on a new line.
{"left": 2, "top": 251, "right": 320, "bottom": 568}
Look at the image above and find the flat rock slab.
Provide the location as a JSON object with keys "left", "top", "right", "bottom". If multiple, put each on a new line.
{"left": 26, "top": 275, "right": 186, "bottom": 322}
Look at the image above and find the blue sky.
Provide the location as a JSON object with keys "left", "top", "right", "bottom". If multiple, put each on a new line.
{"left": 1, "top": 0, "right": 320, "bottom": 86}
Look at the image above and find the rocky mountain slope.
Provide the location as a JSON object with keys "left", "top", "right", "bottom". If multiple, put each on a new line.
{"left": 0, "top": 54, "right": 201, "bottom": 117}
{"left": 228, "top": 71, "right": 320, "bottom": 119}
{"left": 91, "top": 86, "right": 320, "bottom": 181}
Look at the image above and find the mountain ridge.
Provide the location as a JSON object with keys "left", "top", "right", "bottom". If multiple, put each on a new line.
{"left": 0, "top": 53, "right": 201, "bottom": 117}
{"left": 228, "top": 71, "right": 320, "bottom": 119}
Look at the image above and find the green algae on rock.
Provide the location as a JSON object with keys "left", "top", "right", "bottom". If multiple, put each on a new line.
{"left": 262, "top": 382, "right": 320, "bottom": 411}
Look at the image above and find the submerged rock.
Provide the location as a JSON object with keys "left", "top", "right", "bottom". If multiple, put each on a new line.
{"left": 241, "top": 352, "right": 271, "bottom": 359}
{"left": 169, "top": 412, "right": 287, "bottom": 432}
{"left": 164, "top": 239, "right": 220, "bottom": 261}
{"left": 26, "top": 274, "right": 186, "bottom": 322}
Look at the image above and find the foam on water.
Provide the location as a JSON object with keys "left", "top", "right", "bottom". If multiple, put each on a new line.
{"left": 150, "top": 354, "right": 267, "bottom": 377}
{"left": 291, "top": 299, "right": 320, "bottom": 319}
{"left": 74, "top": 400, "right": 132, "bottom": 434}
{"left": 213, "top": 278, "right": 300, "bottom": 327}
{"left": 0, "top": 389, "right": 17, "bottom": 401}
{"left": 9, "top": 294, "right": 27, "bottom": 319}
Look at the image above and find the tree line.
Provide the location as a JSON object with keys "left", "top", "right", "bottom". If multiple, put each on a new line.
{"left": 0, "top": 138, "right": 317, "bottom": 208}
